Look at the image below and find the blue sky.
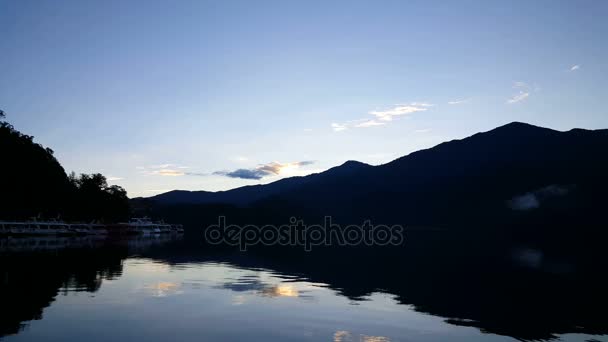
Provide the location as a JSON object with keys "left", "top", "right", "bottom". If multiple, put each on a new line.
{"left": 1, "top": 0, "right": 607, "bottom": 197}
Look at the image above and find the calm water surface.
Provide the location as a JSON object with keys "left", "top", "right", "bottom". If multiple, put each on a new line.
{"left": 0, "top": 235, "right": 605, "bottom": 342}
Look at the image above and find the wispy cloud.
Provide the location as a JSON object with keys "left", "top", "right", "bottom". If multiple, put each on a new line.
{"left": 154, "top": 169, "right": 186, "bottom": 176}
{"left": 570, "top": 64, "right": 580, "bottom": 72}
{"left": 507, "top": 91, "right": 530, "bottom": 104}
{"left": 513, "top": 81, "right": 528, "bottom": 88}
{"left": 331, "top": 123, "right": 348, "bottom": 132}
{"left": 333, "top": 102, "right": 431, "bottom": 132}
{"left": 507, "top": 82, "right": 533, "bottom": 104}
{"left": 355, "top": 120, "right": 386, "bottom": 128}
{"left": 369, "top": 103, "right": 430, "bottom": 122}
{"left": 231, "top": 156, "right": 249, "bottom": 163}
{"left": 448, "top": 98, "right": 470, "bottom": 105}
{"left": 214, "top": 161, "right": 315, "bottom": 180}
{"left": 107, "top": 176, "right": 124, "bottom": 181}
{"left": 139, "top": 164, "right": 206, "bottom": 177}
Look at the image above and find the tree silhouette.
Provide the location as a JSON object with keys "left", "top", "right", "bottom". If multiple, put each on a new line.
{"left": 0, "top": 111, "right": 129, "bottom": 222}
{"left": 70, "top": 173, "right": 129, "bottom": 222}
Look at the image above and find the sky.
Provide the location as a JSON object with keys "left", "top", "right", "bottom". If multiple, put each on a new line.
{"left": 1, "top": 0, "right": 607, "bottom": 197}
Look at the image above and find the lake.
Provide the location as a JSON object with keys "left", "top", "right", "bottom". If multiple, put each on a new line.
{"left": 0, "top": 234, "right": 605, "bottom": 342}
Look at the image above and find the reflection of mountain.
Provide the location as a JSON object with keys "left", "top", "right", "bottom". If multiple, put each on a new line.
{"left": 0, "top": 236, "right": 181, "bottom": 338}
{"left": 3, "top": 235, "right": 606, "bottom": 341}
{"left": 140, "top": 237, "right": 608, "bottom": 342}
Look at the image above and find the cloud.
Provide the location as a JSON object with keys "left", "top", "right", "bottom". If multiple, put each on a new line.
{"left": 369, "top": 103, "right": 430, "bottom": 122}
{"left": 448, "top": 98, "right": 470, "bottom": 105}
{"left": 513, "top": 81, "right": 528, "bottom": 88}
{"left": 355, "top": 120, "right": 386, "bottom": 128}
{"left": 214, "top": 169, "right": 266, "bottom": 180}
{"left": 570, "top": 64, "right": 580, "bottom": 71}
{"left": 140, "top": 163, "right": 206, "bottom": 177}
{"left": 232, "top": 156, "right": 249, "bottom": 163}
{"left": 214, "top": 161, "right": 315, "bottom": 180}
{"left": 409, "top": 102, "right": 435, "bottom": 107}
{"left": 507, "top": 82, "right": 532, "bottom": 104}
{"left": 107, "top": 176, "right": 124, "bottom": 181}
{"left": 333, "top": 102, "right": 431, "bottom": 131}
{"left": 507, "top": 91, "right": 530, "bottom": 104}
{"left": 331, "top": 123, "right": 348, "bottom": 132}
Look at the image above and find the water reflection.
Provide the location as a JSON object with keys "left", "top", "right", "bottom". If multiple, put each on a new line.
{"left": 334, "top": 331, "right": 391, "bottom": 342}
{"left": 0, "top": 233, "right": 606, "bottom": 342}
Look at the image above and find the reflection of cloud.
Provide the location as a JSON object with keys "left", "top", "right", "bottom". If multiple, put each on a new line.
{"left": 508, "top": 184, "right": 571, "bottom": 211}
{"left": 214, "top": 161, "right": 315, "bottom": 180}
{"left": 361, "top": 336, "right": 390, "bottom": 342}
{"left": 142, "top": 281, "right": 182, "bottom": 297}
{"left": 232, "top": 295, "right": 247, "bottom": 305}
{"left": 260, "top": 284, "right": 299, "bottom": 298}
{"left": 215, "top": 275, "right": 307, "bottom": 299}
{"left": 333, "top": 331, "right": 390, "bottom": 342}
{"left": 334, "top": 331, "right": 352, "bottom": 342}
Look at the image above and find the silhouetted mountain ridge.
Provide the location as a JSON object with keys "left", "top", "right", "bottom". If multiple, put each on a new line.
{"left": 142, "top": 121, "right": 608, "bottom": 227}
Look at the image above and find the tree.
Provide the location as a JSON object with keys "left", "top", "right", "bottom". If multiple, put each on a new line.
{"left": 70, "top": 173, "right": 130, "bottom": 222}
{"left": 0, "top": 110, "right": 130, "bottom": 222}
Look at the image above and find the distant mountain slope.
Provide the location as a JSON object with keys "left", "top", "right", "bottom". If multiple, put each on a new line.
{"left": 143, "top": 122, "right": 608, "bottom": 226}
{"left": 145, "top": 160, "right": 372, "bottom": 206}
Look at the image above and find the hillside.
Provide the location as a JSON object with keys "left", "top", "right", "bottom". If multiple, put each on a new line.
{"left": 0, "top": 111, "right": 130, "bottom": 222}
{"left": 0, "top": 112, "right": 72, "bottom": 219}
{"left": 141, "top": 122, "right": 608, "bottom": 230}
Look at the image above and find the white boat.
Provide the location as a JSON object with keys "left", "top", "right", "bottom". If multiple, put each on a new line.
{"left": 35, "top": 219, "right": 71, "bottom": 235}
{"left": 157, "top": 221, "right": 173, "bottom": 233}
{"left": 69, "top": 223, "right": 91, "bottom": 235}
{"left": 171, "top": 224, "right": 185, "bottom": 233}
{"left": 122, "top": 217, "right": 161, "bottom": 235}
{"left": 0, "top": 220, "right": 71, "bottom": 235}
{"left": 88, "top": 223, "right": 108, "bottom": 235}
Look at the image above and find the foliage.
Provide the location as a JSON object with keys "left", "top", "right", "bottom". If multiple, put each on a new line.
{"left": 0, "top": 110, "right": 129, "bottom": 222}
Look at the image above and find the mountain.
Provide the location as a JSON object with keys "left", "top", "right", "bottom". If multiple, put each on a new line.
{"left": 142, "top": 122, "right": 608, "bottom": 228}
{"left": 145, "top": 159, "right": 372, "bottom": 206}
